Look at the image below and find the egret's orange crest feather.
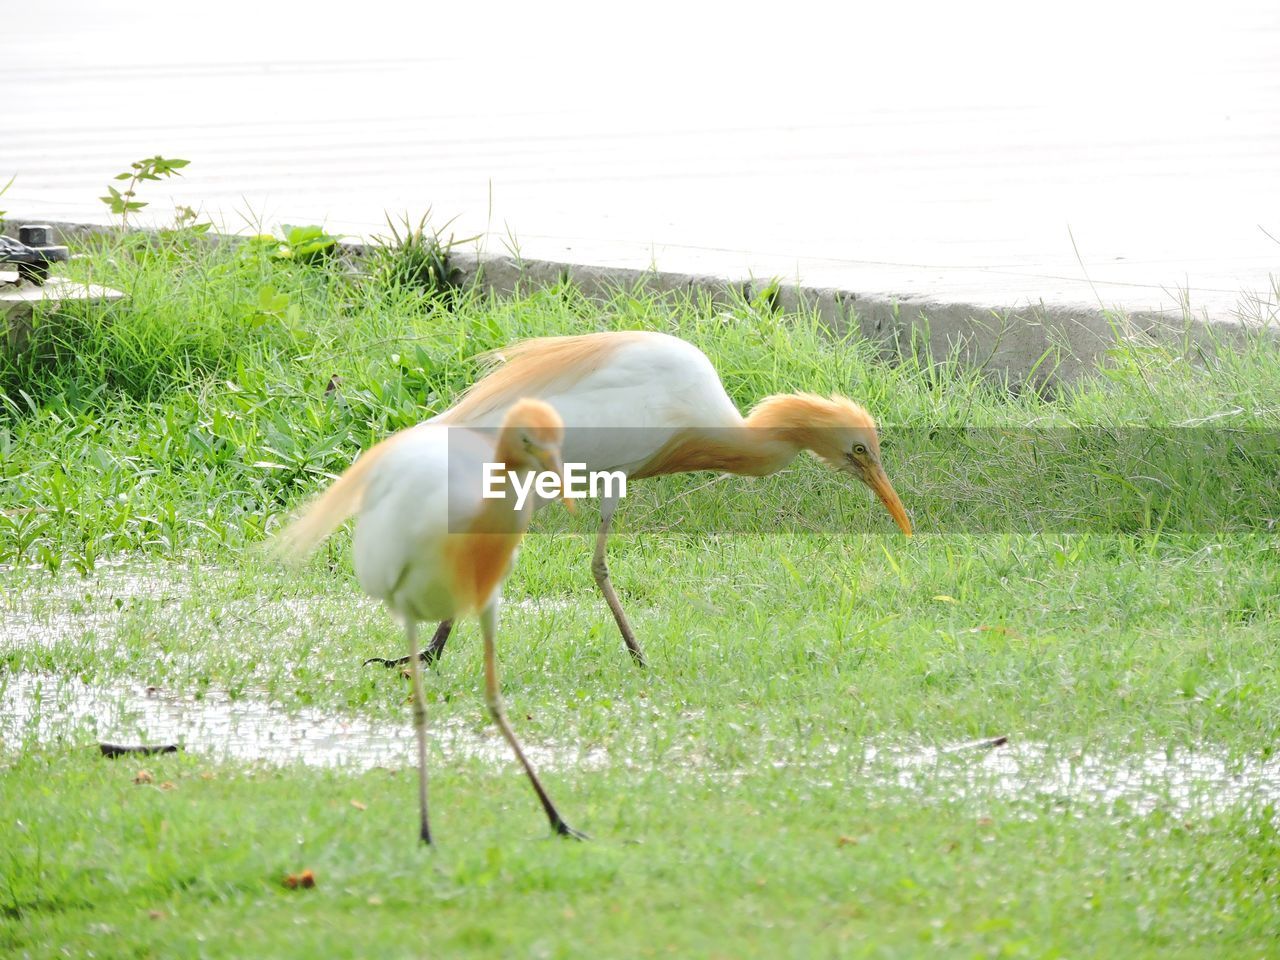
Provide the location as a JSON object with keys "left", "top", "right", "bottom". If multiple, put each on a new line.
{"left": 634, "top": 394, "right": 881, "bottom": 479}
{"left": 747, "top": 393, "right": 879, "bottom": 459}
{"left": 440, "top": 333, "right": 644, "bottom": 423}
{"left": 746, "top": 393, "right": 877, "bottom": 433}
{"left": 445, "top": 398, "right": 566, "bottom": 612}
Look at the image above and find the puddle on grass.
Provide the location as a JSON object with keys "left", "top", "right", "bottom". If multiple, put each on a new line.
{"left": 0, "top": 559, "right": 197, "bottom": 606}
{"left": 0, "top": 561, "right": 591, "bottom": 655}
{"left": 3, "top": 563, "right": 1277, "bottom": 817}
{"left": 0, "top": 672, "right": 607, "bottom": 773}
{"left": 3, "top": 666, "right": 1277, "bottom": 817}
{"left": 860, "top": 739, "right": 1280, "bottom": 817}
{"left": 0, "top": 561, "right": 613, "bottom": 774}
{"left": 0, "top": 562, "right": 385, "bottom": 657}
{"left": 0, "top": 561, "right": 195, "bottom": 651}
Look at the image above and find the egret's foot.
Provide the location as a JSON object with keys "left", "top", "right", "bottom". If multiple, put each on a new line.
{"left": 419, "top": 826, "right": 433, "bottom": 846}
{"left": 552, "top": 820, "right": 590, "bottom": 841}
{"left": 362, "top": 649, "right": 437, "bottom": 669}
{"left": 366, "top": 622, "right": 452, "bottom": 668}
{"left": 364, "top": 653, "right": 409, "bottom": 668}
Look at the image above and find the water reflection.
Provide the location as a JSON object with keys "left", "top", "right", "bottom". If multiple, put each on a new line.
{"left": 0, "top": 672, "right": 606, "bottom": 773}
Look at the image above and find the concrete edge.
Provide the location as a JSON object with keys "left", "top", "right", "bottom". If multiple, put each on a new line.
{"left": 4, "top": 217, "right": 1276, "bottom": 385}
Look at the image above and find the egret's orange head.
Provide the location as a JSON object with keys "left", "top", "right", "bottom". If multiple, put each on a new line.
{"left": 499, "top": 398, "right": 574, "bottom": 512}
{"left": 749, "top": 393, "right": 912, "bottom": 536}
{"left": 502, "top": 398, "right": 565, "bottom": 456}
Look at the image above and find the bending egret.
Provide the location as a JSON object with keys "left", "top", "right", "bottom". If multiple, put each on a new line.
{"left": 277, "top": 398, "right": 584, "bottom": 843}
{"left": 372, "top": 330, "right": 912, "bottom": 669}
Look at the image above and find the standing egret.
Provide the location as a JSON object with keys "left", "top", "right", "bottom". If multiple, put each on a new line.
{"left": 367, "top": 330, "right": 913, "bottom": 670}
{"left": 276, "top": 399, "right": 584, "bottom": 843}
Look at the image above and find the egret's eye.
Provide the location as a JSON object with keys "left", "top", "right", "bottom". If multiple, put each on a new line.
{"left": 852, "top": 443, "right": 868, "bottom": 456}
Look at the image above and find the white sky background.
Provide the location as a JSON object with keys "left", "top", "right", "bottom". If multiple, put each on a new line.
{"left": 5, "top": 0, "right": 1278, "bottom": 313}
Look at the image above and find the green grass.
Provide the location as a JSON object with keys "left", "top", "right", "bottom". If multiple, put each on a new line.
{"left": 2, "top": 232, "right": 1279, "bottom": 956}
{"left": 4, "top": 748, "right": 1277, "bottom": 958}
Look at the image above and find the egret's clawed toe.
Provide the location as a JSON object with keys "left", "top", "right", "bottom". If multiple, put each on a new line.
{"left": 553, "top": 821, "right": 591, "bottom": 841}
{"left": 363, "top": 644, "right": 445, "bottom": 668}
{"left": 362, "top": 654, "right": 406, "bottom": 668}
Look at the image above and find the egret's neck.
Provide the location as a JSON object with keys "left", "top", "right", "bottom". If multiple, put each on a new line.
{"left": 632, "top": 417, "right": 801, "bottom": 479}
{"left": 471, "top": 432, "right": 539, "bottom": 532}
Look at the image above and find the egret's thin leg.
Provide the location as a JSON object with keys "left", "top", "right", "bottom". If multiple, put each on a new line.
{"left": 424, "top": 619, "right": 454, "bottom": 662}
{"left": 479, "top": 601, "right": 586, "bottom": 840}
{"left": 365, "top": 619, "right": 453, "bottom": 668}
{"left": 592, "top": 494, "right": 646, "bottom": 667}
{"left": 404, "top": 618, "right": 431, "bottom": 845}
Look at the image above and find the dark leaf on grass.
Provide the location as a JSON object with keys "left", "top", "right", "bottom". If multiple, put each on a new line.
{"left": 99, "top": 742, "right": 180, "bottom": 757}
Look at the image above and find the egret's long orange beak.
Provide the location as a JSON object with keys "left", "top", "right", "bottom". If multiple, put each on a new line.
{"left": 865, "top": 464, "right": 912, "bottom": 536}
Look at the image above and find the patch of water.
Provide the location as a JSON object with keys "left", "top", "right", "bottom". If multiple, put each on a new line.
{"left": 0, "top": 560, "right": 196, "bottom": 600}
{"left": 0, "top": 563, "right": 590, "bottom": 656}
{"left": 860, "top": 739, "right": 1280, "bottom": 817}
{"left": 0, "top": 563, "right": 195, "bottom": 651}
{"left": 4, "top": 666, "right": 1277, "bottom": 818}
{"left": 0, "top": 672, "right": 607, "bottom": 773}
{"left": 3, "top": 566, "right": 1276, "bottom": 817}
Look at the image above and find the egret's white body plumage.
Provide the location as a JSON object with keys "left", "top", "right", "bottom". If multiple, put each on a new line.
{"left": 436, "top": 331, "right": 744, "bottom": 475}
{"left": 352, "top": 424, "right": 521, "bottom": 623}
{"left": 276, "top": 399, "right": 583, "bottom": 843}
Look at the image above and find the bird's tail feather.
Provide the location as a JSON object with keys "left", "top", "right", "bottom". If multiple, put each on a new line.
{"left": 272, "top": 439, "right": 396, "bottom": 561}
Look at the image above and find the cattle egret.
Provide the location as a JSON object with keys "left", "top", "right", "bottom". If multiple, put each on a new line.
{"left": 369, "top": 330, "right": 912, "bottom": 670}
{"left": 276, "top": 399, "right": 584, "bottom": 843}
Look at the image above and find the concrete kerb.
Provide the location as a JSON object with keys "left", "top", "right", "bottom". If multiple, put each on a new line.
{"left": 4, "top": 218, "right": 1273, "bottom": 385}
{"left": 453, "top": 253, "right": 752, "bottom": 309}
{"left": 751, "top": 279, "right": 1275, "bottom": 387}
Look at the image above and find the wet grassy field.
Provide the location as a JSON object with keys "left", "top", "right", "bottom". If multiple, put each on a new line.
{"left": 2, "top": 232, "right": 1279, "bottom": 956}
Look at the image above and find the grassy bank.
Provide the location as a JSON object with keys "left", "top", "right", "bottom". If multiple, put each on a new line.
{"left": 2, "top": 232, "right": 1278, "bottom": 956}
{"left": 4, "top": 747, "right": 1277, "bottom": 958}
